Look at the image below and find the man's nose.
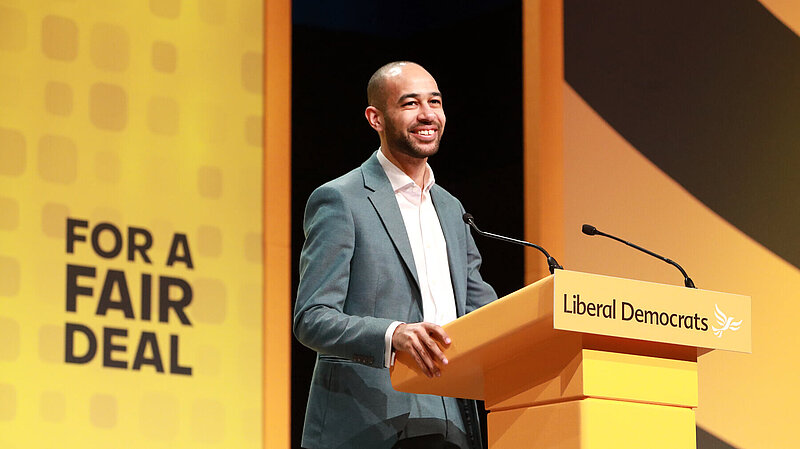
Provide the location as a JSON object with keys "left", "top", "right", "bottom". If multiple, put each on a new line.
{"left": 417, "top": 105, "right": 436, "bottom": 122}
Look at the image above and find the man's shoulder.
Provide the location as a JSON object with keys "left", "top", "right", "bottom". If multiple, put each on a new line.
{"left": 310, "top": 152, "right": 383, "bottom": 200}
{"left": 311, "top": 166, "right": 364, "bottom": 198}
{"left": 431, "top": 183, "right": 462, "bottom": 205}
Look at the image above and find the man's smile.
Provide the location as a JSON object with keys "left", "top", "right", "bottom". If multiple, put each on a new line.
{"left": 411, "top": 127, "right": 439, "bottom": 141}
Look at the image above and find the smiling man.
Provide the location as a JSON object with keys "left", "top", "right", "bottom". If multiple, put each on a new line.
{"left": 294, "top": 61, "right": 497, "bottom": 449}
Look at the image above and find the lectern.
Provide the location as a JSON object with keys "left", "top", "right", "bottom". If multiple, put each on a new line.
{"left": 390, "top": 270, "right": 751, "bottom": 448}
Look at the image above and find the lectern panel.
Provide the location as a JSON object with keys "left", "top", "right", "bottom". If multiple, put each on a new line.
{"left": 488, "top": 398, "right": 696, "bottom": 449}
{"left": 553, "top": 270, "right": 751, "bottom": 353}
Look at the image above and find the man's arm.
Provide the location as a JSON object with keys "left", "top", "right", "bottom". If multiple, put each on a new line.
{"left": 387, "top": 200, "right": 492, "bottom": 378}
{"left": 293, "top": 185, "right": 394, "bottom": 368}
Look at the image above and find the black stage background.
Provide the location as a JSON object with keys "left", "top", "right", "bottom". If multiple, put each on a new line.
{"left": 291, "top": 1, "right": 524, "bottom": 447}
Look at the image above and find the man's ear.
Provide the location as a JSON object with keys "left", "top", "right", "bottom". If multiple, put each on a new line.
{"left": 365, "top": 106, "right": 383, "bottom": 132}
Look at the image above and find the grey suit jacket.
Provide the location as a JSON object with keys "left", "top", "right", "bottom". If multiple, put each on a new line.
{"left": 294, "top": 152, "right": 497, "bottom": 449}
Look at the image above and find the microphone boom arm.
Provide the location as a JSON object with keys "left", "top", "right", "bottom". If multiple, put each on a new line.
{"left": 586, "top": 226, "right": 696, "bottom": 288}
{"left": 464, "top": 214, "right": 563, "bottom": 274}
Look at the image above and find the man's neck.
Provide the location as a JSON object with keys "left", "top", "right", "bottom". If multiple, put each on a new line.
{"left": 380, "top": 147, "right": 428, "bottom": 188}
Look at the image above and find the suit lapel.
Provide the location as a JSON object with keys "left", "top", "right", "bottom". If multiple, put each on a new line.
{"left": 431, "top": 185, "right": 467, "bottom": 317}
{"left": 361, "top": 153, "right": 421, "bottom": 292}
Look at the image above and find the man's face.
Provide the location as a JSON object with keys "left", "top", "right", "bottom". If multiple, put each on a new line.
{"left": 381, "top": 65, "right": 446, "bottom": 159}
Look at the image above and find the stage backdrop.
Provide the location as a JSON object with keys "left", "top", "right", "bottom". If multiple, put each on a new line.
{"left": 526, "top": 1, "right": 800, "bottom": 447}
{"left": 0, "top": 1, "right": 290, "bottom": 447}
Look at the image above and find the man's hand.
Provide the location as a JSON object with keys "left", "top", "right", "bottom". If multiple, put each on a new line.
{"left": 391, "top": 322, "right": 451, "bottom": 378}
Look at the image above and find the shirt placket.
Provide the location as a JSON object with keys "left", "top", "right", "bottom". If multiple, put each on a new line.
{"left": 417, "top": 189, "right": 439, "bottom": 323}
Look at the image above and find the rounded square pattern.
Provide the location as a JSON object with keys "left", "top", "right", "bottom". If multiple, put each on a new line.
{"left": 0, "top": 255, "right": 20, "bottom": 297}
{"left": 244, "top": 115, "right": 262, "bottom": 147}
{"left": 95, "top": 150, "right": 121, "bottom": 183}
{"left": 198, "top": 0, "right": 226, "bottom": 25}
{"left": 45, "top": 81, "right": 74, "bottom": 116}
{"left": 41, "top": 15, "right": 78, "bottom": 61}
{"left": 243, "top": 232, "right": 261, "bottom": 263}
{"left": 197, "top": 166, "right": 222, "bottom": 198}
{"left": 90, "top": 22, "right": 130, "bottom": 71}
{"left": 198, "top": 225, "right": 222, "bottom": 257}
{"left": 89, "top": 83, "right": 128, "bottom": 131}
{"left": 37, "top": 134, "right": 78, "bottom": 184}
{"left": 41, "top": 202, "right": 70, "bottom": 238}
{"left": 192, "top": 277, "right": 227, "bottom": 324}
{"left": 147, "top": 96, "right": 179, "bottom": 135}
{"left": 90, "top": 394, "right": 118, "bottom": 428}
{"left": 151, "top": 41, "right": 177, "bottom": 73}
{"left": 0, "top": 6, "right": 27, "bottom": 52}
{"left": 150, "top": 0, "right": 181, "bottom": 19}
{"left": 0, "top": 383, "right": 16, "bottom": 421}
{"left": 240, "top": 52, "right": 262, "bottom": 94}
{"left": 38, "top": 324, "right": 63, "bottom": 363}
{"left": 238, "top": 0, "right": 261, "bottom": 35}
{"left": 0, "top": 127, "right": 26, "bottom": 177}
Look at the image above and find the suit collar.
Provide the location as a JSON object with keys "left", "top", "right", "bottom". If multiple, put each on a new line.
{"left": 361, "top": 150, "right": 390, "bottom": 193}
{"left": 375, "top": 148, "right": 436, "bottom": 194}
{"left": 362, "top": 152, "right": 421, "bottom": 291}
{"left": 362, "top": 151, "right": 468, "bottom": 317}
{"left": 431, "top": 185, "right": 467, "bottom": 317}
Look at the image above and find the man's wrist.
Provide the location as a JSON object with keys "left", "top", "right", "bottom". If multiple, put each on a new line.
{"left": 383, "top": 321, "right": 404, "bottom": 368}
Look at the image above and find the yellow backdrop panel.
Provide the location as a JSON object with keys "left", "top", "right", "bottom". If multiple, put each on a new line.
{"left": 525, "top": 1, "right": 800, "bottom": 446}
{"left": 0, "top": 1, "right": 270, "bottom": 447}
{"left": 560, "top": 84, "right": 800, "bottom": 448}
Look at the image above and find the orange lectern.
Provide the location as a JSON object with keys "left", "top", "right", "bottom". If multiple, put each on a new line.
{"left": 391, "top": 270, "right": 751, "bottom": 449}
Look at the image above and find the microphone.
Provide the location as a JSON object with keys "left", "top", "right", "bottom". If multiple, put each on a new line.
{"left": 463, "top": 213, "right": 563, "bottom": 274}
{"left": 581, "top": 224, "right": 696, "bottom": 288}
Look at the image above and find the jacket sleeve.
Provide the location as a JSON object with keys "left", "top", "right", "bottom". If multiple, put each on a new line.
{"left": 293, "top": 185, "right": 394, "bottom": 368}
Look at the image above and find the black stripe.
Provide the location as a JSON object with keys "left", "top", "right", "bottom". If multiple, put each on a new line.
{"left": 697, "top": 426, "right": 740, "bottom": 449}
{"left": 565, "top": 0, "right": 800, "bottom": 269}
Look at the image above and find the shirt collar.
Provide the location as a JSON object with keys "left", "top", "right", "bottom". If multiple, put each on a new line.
{"left": 376, "top": 148, "right": 436, "bottom": 193}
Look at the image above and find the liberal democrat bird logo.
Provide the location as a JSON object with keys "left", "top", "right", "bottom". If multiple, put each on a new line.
{"left": 712, "top": 304, "right": 742, "bottom": 338}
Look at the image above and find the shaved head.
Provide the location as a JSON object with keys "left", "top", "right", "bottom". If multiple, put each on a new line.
{"left": 367, "top": 61, "right": 419, "bottom": 111}
{"left": 364, "top": 61, "right": 444, "bottom": 162}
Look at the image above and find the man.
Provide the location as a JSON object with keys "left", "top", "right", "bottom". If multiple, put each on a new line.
{"left": 294, "top": 61, "right": 497, "bottom": 449}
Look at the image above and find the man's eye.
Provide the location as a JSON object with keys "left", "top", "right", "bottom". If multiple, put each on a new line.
{"left": 403, "top": 101, "right": 417, "bottom": 107}
{"left": 430, "top": 99, "right": 442, "bottom": 105}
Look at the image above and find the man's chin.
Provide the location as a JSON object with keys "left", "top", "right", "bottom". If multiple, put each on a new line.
{"left": 405, "top": 141, "right": 440, "bottom": 159}
{"left": 386, "top": 136, "right": 441, "bottom": 160}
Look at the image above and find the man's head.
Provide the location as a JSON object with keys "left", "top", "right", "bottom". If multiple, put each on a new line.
{"left": 365, "top": 62, "right": 445, "bottom": 161}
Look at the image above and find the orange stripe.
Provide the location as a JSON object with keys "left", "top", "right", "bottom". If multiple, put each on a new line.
{"left": 524, "top": 0, "right": 564, "bottom": 283}
{"left": 263, "top": 0, "right": 292, "bottom": 447}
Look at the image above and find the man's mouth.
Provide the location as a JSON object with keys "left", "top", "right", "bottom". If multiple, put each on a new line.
{"left": 412, "top": 128, "right": 438, "bottom": 140}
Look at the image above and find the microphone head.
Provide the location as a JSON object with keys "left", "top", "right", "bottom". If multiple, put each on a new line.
{"left": 462, "top": 213, "right": 474, "bottom": 224}
{"left": 582, "top": 224, "right": 597, "bottom": 236}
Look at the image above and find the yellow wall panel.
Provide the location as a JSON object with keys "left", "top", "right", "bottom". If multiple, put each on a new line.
{"left": 0, "top": 1, "right": 281, "bottom": 447}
